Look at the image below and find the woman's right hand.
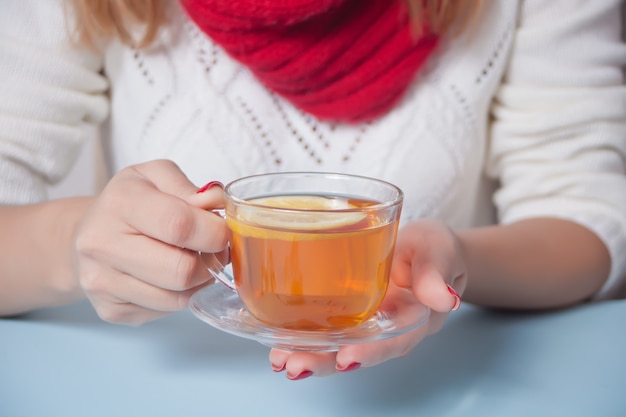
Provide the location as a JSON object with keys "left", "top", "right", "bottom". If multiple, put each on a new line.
{"left": 74, "top": 159, "right": 228, "bottom": 325}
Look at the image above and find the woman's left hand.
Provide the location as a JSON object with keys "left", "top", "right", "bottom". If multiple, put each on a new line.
{"left": 269, "top": 219, "right": 467, "bottom": 380}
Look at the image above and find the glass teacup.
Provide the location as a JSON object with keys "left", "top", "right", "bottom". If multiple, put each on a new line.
{"left": 204, "top": 172, "right": 403, "bottom": 332}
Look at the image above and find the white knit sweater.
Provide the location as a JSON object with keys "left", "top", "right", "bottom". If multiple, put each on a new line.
{"left": 1, "top": 0, "right": 626, "bottom": 299}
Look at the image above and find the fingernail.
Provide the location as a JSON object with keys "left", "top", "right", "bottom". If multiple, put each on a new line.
{"left": 286, "top": 370, "right": 313, "bottom": 380}
{"left": 447, "top": 284, "right": 462, "bottom": 311}
{"left": 271, "top": 363, "right": 285, "bottom": 372}
{"left": 336, "top": 362, "right": 361, "bottom": 372}
{"left": 197, "top": 181, "right": 223, "bottom": 194}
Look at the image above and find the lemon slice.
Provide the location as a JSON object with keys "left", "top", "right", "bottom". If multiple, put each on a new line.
{"left": 252, "top": 195, "right": 351, "bottom": 210}
{"left": 238, "top": 195, "right": 367, "bottom": 231}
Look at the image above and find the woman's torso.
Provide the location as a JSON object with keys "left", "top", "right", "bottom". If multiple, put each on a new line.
{"left": 102, "top": 1, "right": 519, "bottom": 229}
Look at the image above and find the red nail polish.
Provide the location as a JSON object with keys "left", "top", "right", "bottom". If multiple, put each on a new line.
{"left": 287, "top": 370, "right": 313, "bottom": 380}
{"left": 271, "top": 363, "right": 286, "bottom": 372}
{"left": 447, "top": 284, "right": 461, "bottom": 311}
{"left": 197, "top": 181, "right": 224, "bottom": 194}
{"left": 336, "top": 362, "right": 361, "bottom": 372}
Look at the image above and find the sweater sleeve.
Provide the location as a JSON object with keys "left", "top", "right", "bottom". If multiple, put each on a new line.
{"left": 0, "top": 0, "right": 109, "bottom": 204}
{"left": 487, "top": 0, "right": 626, "bottom": 300}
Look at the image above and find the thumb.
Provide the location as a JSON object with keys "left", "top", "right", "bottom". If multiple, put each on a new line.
{"left": 186, "top": 180, "right": 226, "bottom": 211}
{"left": 132, "top": 160, "right": 225, "bottom": 210}
{"left": 411, "top": 264, "right": 461, "bottom": 313}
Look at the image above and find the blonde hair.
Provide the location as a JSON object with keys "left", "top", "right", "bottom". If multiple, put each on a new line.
{"left": 66, "top": 0, "right": 166, "bottom": 48}
{"left": 66, "top": 0, "right": 480, "bottom": 49}
{"left": 408, "top": 0, "right": 482, "bottom": 38}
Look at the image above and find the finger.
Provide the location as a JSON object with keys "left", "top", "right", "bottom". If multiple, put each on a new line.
{"left": 131, "top": 159, "right": 205, "bottom": 199}
{"left": 120, "top": 160, "right": 228, "bottom": 250}
{"left": 187, "top": 181, "right": 226, "bottom": 210}
{"left": 269, "top": 349, "right": 337, "bottom": 380}
{"left": 132, "top": 160, "right": 226, "bottom": 209}
{"left": 411, "top": 264, "right": 461, "bottom": 313}
{"left": 110, "top": 175, "right": 228, "bottom": 253}
{"left": 389, "top": 246, "right": 413, "bottom": 289}
{"left": 326, "top": 285, "right": 435, "bottom": 370}
{"left": 334, "top": 323, "right": 433, "bottom": 370}
{"left": 269, "top": 349, "right": 289, "bottom": 372}
{"left": 390, "top": 224, "right": 463, "bottom": 313}
{"left": 390, "top": 250, "right": 458, "bottom": 312}
{"left": 81, "top": 261, "right": 207, "bottom": 315}
{"left": 101, "top": 235, "right": 213, "bottom": 291}
{"left": 88, "top": 297, "right": 171, "bottom": 326}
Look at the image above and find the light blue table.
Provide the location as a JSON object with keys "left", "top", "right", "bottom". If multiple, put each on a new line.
{"left": 1, "top": 297, "right": 625, "bottom": 417}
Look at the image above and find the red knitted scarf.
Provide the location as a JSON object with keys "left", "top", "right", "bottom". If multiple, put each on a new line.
{"left": 180, "top": 0, "right": 438, "bottom": 123}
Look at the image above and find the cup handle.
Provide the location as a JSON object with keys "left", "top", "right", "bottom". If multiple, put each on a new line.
{"left": 200, "top": 209, "right": 236, "bottom": 291}
{"left": 201, "top": 251, "right": 236, "bottom": 291}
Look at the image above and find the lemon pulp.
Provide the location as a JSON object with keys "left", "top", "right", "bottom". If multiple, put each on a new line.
{"left": 234, "top": 195, "right": 368, "bottom": 233}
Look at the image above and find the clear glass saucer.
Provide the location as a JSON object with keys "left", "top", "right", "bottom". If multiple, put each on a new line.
{"left": 188, "top": 282, "right": 430, "bottom": 352}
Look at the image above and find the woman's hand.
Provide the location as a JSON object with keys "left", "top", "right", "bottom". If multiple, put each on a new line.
{"left": 74, "top": 159, "right": 228, "bottom": 325}
{"left": 269, "top": 219, "right": 467, "bottom": 379}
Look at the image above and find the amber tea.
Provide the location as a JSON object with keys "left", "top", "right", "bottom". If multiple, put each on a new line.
{"left": 227, "top": 194, "right": 400, "bottom": 331}
{"left": 203, "top": 172, "right": 403, "bottom": 333}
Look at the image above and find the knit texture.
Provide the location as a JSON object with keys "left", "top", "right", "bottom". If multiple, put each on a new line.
{"left": 180, "top": 0, "right": 438, "bottom": 122}
{"left": 2, "top": 0, "right": 626, "bottom": 299}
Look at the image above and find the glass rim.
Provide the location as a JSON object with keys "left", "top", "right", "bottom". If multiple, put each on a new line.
{"left": 224, "top": 171, "right": 404, "bottom": 213}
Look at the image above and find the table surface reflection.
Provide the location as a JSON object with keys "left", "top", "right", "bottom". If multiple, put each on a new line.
{"left": 1, "top": 295, "right": 625, "bottom": 417}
